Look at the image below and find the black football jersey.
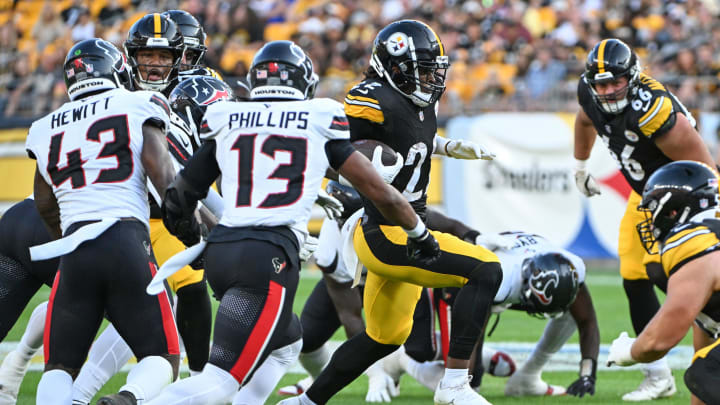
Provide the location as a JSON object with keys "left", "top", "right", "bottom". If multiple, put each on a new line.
{"left": 344, "top": 78, "right": 437, "bottom": 224}
{"left": 658, "top": 219, "right": 720, "bottom": 334}
{"left": 577, "top": 72, "right": 696, "bottom": 194}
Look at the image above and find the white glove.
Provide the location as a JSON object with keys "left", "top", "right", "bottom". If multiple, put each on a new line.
{"left": 574, "top": 160, "right": 601, "bottom": 197}
{"left": 475, "top": 233, "right": 515, "bottom": 251}
{"left": 607, "top": 331, "right": 637, "bottom": 367}
{"left": 371, "top": 146, "right": 404, "bottom": 184}
{"left": 316, "top": 188, "right": 343, "bottom": 220}
{"left": 365, "top": 361, "right": 399, "bottom": 403}
{"left": 446, "top": 139, "right": 495, "bottom": 160}
{"left": 299, "top": 236, "right": 319, "bottom": 262}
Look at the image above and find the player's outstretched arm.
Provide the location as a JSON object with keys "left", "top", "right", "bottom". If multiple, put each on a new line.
{"left": 33, "top": 168, "right": 61, "bottom": 240}
{"left": 142, "top": 122, "right": 176, "bottom": 200}
{"left": 566, "top": 283, "right": 600, "bottom": 397}
{"left": 573, "top": 109, "right": 596, "bottom": 161}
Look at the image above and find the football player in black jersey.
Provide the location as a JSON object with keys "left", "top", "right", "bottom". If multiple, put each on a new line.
{"left": 608, "top": 161, "right": 720, "bottom": 405}
{"left": 280, "top": 20, "right": 502, "bottom": 405}
{"left": 574, "top": 38, "right": 716, "bottom": 401}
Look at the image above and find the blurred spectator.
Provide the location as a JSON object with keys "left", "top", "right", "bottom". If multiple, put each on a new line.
{"left": 4, "top": 53, "right": 34, "bottom": 117}
{"left": 99, "top": 0, "right": 126, "bottom": 27}
{"left": 524, "top": 47, "right": 566, "bottom": 99}
{"left": 71, "top": 9, "right": 95, "bottom": 42}
{"left": 32, "top": 3, "right": 68, "bottom": 50}
{"left": 62, "top": 0, "right": 88, "bottom": 26}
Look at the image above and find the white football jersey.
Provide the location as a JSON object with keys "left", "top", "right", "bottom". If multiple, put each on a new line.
{"left": 202, "top": 98, "right": 350, "bottom": 244}
{"left": 25, "top": 88, "right": 170, "bottom": 233}
{"left": 316, "top": 217, "right": 354, "bottom": 283}
{"left": 491, "top": 232, "right": 586, "bottom": 306}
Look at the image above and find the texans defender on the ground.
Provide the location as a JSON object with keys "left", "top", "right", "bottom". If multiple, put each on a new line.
{"left": 574, "top": 38, "right": 716, "bottom": 401}
{"left": 608, "top": 161, "right": 720, "bottom": 405}
{"left": 26, "top": 38, "right": 181, "bottom": 405}
{"left": 149, "top": 40, "right": 434, "bottom": 405}
{"left": 281, "top": 20, "right": 501, "bottom": 405}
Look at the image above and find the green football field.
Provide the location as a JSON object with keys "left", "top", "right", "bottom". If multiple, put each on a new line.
{"left": 5, "top": 267, "right": 695, "bottom": 404}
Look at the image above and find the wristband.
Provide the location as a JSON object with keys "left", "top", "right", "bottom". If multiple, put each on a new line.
{"left": 404, "top": 215, "right": 427, "bottom": 238}
{"left": 575, "top": 158, "right": 589, "bottom": 171}
{"left": 462, "top": 230, "right": 481, "bottom": 243}
{"left": 580, "top": 358, "right": 597, "bottom": 377}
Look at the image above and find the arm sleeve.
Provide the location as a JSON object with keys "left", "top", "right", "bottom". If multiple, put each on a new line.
{"left": 324, "top": 139, "right": 355, "bottom": 171}
{"left": 144, "top": 92, "right": 172, "bottom": 134}
{"left": 181, "top": 140, "right": 221, "bottom": 192}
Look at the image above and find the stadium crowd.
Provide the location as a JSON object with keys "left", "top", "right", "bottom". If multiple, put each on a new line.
{"left": 1, "top": 0, "right": 720, "bottom": 125}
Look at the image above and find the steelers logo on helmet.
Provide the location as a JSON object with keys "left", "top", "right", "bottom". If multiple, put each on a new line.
{"left": 386, "top": 32, "right": 410, "bottom": 56}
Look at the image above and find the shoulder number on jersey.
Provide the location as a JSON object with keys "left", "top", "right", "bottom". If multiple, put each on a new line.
{"left": 232, "top": 133, "right": 307, "bottom": 208}
{"left": 48, "top": 115, "right": 132, "bottom": 189}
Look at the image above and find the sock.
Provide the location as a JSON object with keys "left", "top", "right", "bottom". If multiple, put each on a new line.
{"left": 306, "top": 332, "right": 398, "bottom": 404}
{"left": 646, "top": 358, "right": 671, "bottom": 377}
{"left": 175, "top": 282, "right": 212, "bottom": 373}
{"left": 233, "top": 338, "right": 302, "bottom": 405}
{"left": 299, "top": 344, "right": 331, "bottom": 379}
{"left": 405, "top": 357, "right": 444, "bottom": 391}
{"left": 145, "top": 363, "right": 239, "bottom": 405}
{"left": 299, "top": 393, "right": 318, "bottom": 405}
{"left": 448, "top": 263, "right": 502, "bottom": 359}
{"left": 521, "top": 311, "right": 577, "bottom": 375}
{"left": 72, "top": 323, "right": 133, "bottom": 403}
{"left": 121, "top": 356, "right": 173, "bottom": 403}
{"left": 441, "top": 368, "right": 468, "bottom": 386}
{"left": 623, "top": 279, "right": 661, "bottom": 336}
{"left": 37, "top": 369, "right": 73, "bottom": 405}
{"left": 19, "top": 301, "right": 48, "bottom": 359}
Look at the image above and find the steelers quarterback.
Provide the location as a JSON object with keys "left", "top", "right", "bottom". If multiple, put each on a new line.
{"left": 574, "top": 38, "right": 716, "bottom": 401}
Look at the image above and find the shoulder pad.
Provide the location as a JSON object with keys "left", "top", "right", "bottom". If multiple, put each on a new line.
{"left": 632, "top": 74, "right": 674, "bottom": 138}
{"left": 344, "top": 80, "right": 385, "bottom": 124}
{"left": 661, "top": 222, "right": 720, "bottom": 275}
{"left": 309, "top": 98, "right": 350, "bottom": 140}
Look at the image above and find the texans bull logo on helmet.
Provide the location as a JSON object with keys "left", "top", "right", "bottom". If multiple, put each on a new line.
{"left": 528, "top": 269, "right": 560, "bottom": 305}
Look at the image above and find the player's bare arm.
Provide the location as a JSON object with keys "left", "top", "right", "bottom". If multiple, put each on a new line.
{"left": 142, "top": 122, "right": 176, "bottom": 200}
{"left": 573, "top": 109, "right": 596, "bottom": 160}
{"left": 569, "top": 283, "right": 600, "bottom": 361}
{"left": 337, "top": 151, "right": 418, "bottom": 230}
{"left": 322, "top": 274, "right": 364, "bottom": 338}
{"left": 33, "top": 168, "right": 61, "bottom": 240}
{"left": 631, "top": 252, "right": 720, "bottom": 362}
{"left": 654, "top": 113, "right": 716, "bottom": 168}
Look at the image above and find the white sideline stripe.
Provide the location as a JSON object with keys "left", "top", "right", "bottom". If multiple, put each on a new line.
{"left": 0, "top": 340, "right": 692, "bottom": 374}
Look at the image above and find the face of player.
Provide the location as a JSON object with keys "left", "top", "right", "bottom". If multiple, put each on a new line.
{"left": 136, "top": 48, "right": 174, "bottom": 81}
{"left": 593, "top": 76, "right": 629, "bottom": 101}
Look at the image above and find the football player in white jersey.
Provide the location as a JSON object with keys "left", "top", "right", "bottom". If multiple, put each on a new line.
{"left": 379, "top": 231, "right": 601, "bottom": 400}
{"left": 25, "top": 39, "right": 184, "bottom": 405}
{"left": 147, "top": 40, "right": 439, "bottom": 405}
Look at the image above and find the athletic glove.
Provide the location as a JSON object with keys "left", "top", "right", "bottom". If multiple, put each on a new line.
{"left": 574, "top": 159, "right": 601, "bottom": 197}
{"left": 371, "top": 145, "right": 404, "bottom": 184}
{"left": 316, "top": 188, "right": 344, "bottom": 220}
{"left": 407, "top": 229, "right": 441, "bottom": 265}
{"left": 299, "top": 236, "right": 319, "bottom": 262}
{"left": 162, "top": 187, "right": 203, "bottom": 248}
{"left": 567, "top": 358, "right": 596, "bottom": 397}
{"left": 607, "top": 331, "right": 637, "bottom": 367}
{"left": 474, "top": 233, "right": 515, "bottom": 251}
{"left": 446, "top": 139, "right": 495, "bottom": 160}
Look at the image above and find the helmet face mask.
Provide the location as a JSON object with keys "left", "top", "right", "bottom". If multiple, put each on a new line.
{"left": 64, "top": 38, "right": 133, "bottom": 101}
{"left": 520, "top": 253, "right": 579, "bottom": 318}
{"left": 124, "top": 13, "right": 186, "bottom": 92}
{"left": 584, "top": 38, "right": 640, "bottom": 114}
{"left": 162, "top": 10, "right": 207, "bottom": 70}
{"left": 637, "top": 161, "right": 720, "bottom": 253}
{"left": 370, "top": 20, "right": 450, "bottom": 107}
{"left": 247, "top": 41, "right": 318, "bottom": 101}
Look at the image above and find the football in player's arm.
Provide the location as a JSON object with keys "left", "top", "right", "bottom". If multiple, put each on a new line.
{"left": 608, "top": 161, "right": 720, "bottom": 405}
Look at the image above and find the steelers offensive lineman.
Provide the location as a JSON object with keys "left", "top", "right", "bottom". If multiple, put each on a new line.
{"left": 147, "top": 39, "right": 435, "bottom": 405}
{"left": 574, "top": 38, "right": 716, "bottom": 401}
{"left": 608, "top": 161, "right": 720, "bottom": 405}
{"left": 26, "top": 38, "right": 182, "bottom": 405}
{"left": 281, "top": 20, "right": 502, "bottom": 405}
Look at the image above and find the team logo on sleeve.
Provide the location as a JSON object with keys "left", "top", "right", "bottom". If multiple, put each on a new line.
{"left": 329, "top": 115, "right": 349, "bottom": 131}
{"left": 387, "top": 32, "right": 410, "bottom": 56}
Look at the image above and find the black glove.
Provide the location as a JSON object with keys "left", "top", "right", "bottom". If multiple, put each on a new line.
{"left": 406, "top": 229, "right": 441, "bottom": 265}
{"left": 566, "top": 358, "right": 596, "bottom": 397}
{"left": 162, "top": 188, "right": 202, "bottom": 247}
{"left": 188, "top": 224, "right": 208, "bottom": 270}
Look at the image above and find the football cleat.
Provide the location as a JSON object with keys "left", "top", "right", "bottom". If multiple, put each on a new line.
{"left": 277, "top": 376, "right": 313, "bottom": 396}
{"left": 434, "top": 376, "right": 492, "bottom": 405}
{"left": 504, "top": 372, "right": 566, "bottom": 396}
{"left": 481, "top": 347, "right": 516, "bottom": 377}
{"left": 96, "top": 390, "right": 137, "bottom": 405}
{"left": 621, "top": 369, "right": 676, "bottom": 401}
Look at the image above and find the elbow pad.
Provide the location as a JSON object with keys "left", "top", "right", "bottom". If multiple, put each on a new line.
{"left": 161, "top": 173, "right": 207, "bottom": 247}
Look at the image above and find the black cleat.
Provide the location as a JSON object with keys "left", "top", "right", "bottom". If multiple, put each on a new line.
{"left": 96, "top": 391, "right": 137, "bottom": 405}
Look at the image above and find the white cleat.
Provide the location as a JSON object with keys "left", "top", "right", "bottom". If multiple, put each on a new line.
{"left": 380, "top": 347, "right": 406, "bottom": 383}
{"left": 504, "top": 372, "right": 565, "bottom": 397}
{"left": 0, "top": 350, "right": 30, "bottom": 405}
{"left": 434, "top": 376, "right": 492, "bottom": 405}
{"left": 366, "top": 369, "right": 399, "bottom": 403}
{"left": 622, "top": 370, "right": 676, "bottom": 401}
{"left": 277, "top": 376, "right": 313, "bottom": 396}
{"left": 481, "top": 347, "right": 515, "bottom": 377}
{"left": 276, "top": 397, "right": 303, "bottom": 405}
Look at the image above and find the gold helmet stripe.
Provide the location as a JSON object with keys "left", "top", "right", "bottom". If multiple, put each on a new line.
{"left": 423, "top": 22, "right": 444, "bottom": 57}
{"left": 597, "top": 39, "right": 608, "bottom": 73}
{"left": 153, "top": 13, "right": 162, "bottom": 38}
